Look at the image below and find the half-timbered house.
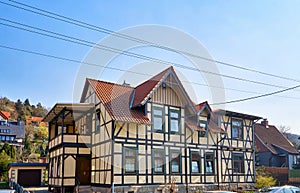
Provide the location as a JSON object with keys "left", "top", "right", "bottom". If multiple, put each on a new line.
{"left": 44, "top": 66, "right": 261, "bottom": 193}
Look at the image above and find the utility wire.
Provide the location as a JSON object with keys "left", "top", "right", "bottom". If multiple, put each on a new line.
{"left": 0, "top": 18, "right": 291, "bottom": 90}
{"left": 210, "top": 84, "right": 300, "bottom": 105}
{"left": 2, "top": 0, "right": 300, "bottom": 84}
{"left": 1, "top": 44, "right": 300, "bottom": 101}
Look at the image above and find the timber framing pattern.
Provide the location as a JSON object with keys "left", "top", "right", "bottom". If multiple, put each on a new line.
{"left": 44, "top": 66, "right": 262, "bottom": 193}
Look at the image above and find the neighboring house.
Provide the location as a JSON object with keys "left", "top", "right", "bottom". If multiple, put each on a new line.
{"left": 0, "top": 110, "right": 11, "bottom": 120}
{"left": 26, "top": 116, "right": 48, "bottom": 127}
{"left": 255, "top": 119, "right": 300, "bottom": 170}
{"left": 8, "top": 162, "right": 48, "bottom": 187}
{"left": 44, "top": 66, "right": 262, "bottom": 193}
{"left": 0, "top": 111, "right": 24, "bottom": 145}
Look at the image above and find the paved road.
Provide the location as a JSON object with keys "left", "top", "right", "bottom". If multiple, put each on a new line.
{"left": 0, "top": 190, "right": 14, "bottom": 193}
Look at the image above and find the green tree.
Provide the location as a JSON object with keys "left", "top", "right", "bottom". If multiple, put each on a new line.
{"left": 0, "top": 151, "right": 12, "bottom": 181}
{"left": 23, "top": 98, "right": 30, "bottom": 106}
{"left": 1, "top": 142, "right": 16, "bottom": 160}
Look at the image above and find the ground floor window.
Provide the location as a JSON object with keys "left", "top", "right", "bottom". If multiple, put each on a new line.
{"left": 232, "top": 153, "right": 245, "bottom": 173}
{"left": 191, "top": 152, "right": 200, "bottom": 173}
{"left": 205, "top": 152, "right": 214, "bottom": 174}
{"left": 170, "top": 151, "right": 181, "bottom": 173}
{"left": 153, "top": 149, "right": 165, "bottom": 173}
{"left": 124, "top": 147, "right": 137, "bottom": 173}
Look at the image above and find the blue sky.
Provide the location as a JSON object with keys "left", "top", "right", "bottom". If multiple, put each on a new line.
{"left": 1, "top": 1, "right": 300, "bottom": 134}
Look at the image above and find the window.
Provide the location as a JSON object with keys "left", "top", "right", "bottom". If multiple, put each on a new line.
{"left": 57, "top": 157, "right": 61, "bottom": 177}
{"left": 232, "top": 119, "right": 243, "bottom": 139}
{"left": 233, "top": 153, "right": 244, "bottom": 173}
{"left": 170, "top": 151, "right": 181, "bottom": 173}
{"left": 191, "top": 152, "right": 200, "bottom": 173}
{"left": 0, "top": 135, "right": 5, "bottom": 141}
{"left": 152, "top": 106, "right": 164, "bottom": 132}
{"left": 169, "top": 109, "right": 180, "bottom": 133}
{"left": 95, "top": 110, "right": 100, "bottom": 132}
{"left": 199, "top": 119, "right": 208, "bottom": 137}
{"left": 124, "top": 148, "right": 137, "bottom": 173}
{"left": 205, "top": 152, "right": 214, "bottom": 174}
{"left": 153, "top": 149, "right": 164, "bottom": 173}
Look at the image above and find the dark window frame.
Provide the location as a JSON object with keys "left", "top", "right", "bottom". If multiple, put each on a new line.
{"left": 169, "top": 108, "right": 181, "bottom": 134}
{"left": 232, "top": 118, "right": 243, "bottom": 139}
{"left": 123, "top": 147, "right": 138, "bottom": 174}
{"left": 190, "top": 151, "right": 201, "bottom": 173}
{"left": 170, "top": 150, "right": 181, "bottom": 174}
{"left": 152, "top": 149, "right": 165, "bottom": 174}
{"left": 232, "top": 153, "right": 245, "bottom": 173}
{"left": 152, "top": 106, "right": 165, "bottom": 133}
{"left": 205, "top": 152, "right": 215, "bottom": 174}
{"left": 95, "top": 109, "right": 101, "bottom": 133}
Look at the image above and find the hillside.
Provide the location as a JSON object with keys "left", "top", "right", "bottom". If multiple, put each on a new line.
{"left": 286, "top": 133, "right": 300, "bottom": 149}
{"left": 0, "top": 97, "right": 48, "bottom": 121}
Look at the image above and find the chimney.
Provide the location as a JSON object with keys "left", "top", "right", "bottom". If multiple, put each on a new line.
{"left": 261, "top": 118, "right": 269, "bottom": 128}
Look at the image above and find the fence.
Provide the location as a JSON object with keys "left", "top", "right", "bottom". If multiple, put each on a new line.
{"left": 11, "top": 181, "right": 30, "bottom": 193}
{"left": 264, "top": 167, "right": 289, "bottom": 185}
{"left": 289, "top": 169, "right": 300, "bottom": 185}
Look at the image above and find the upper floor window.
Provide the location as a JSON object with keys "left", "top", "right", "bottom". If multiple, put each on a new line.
{"left": 205, "top": 152, "right": 215, "bottom": 174}
{"left": 191, "top": 152, "right": 200, "bottom": 173}
{"left": 170, "top": 151, "right": 181, "bottom": 173}
{"left": 0, "top": 135, "right": 5, "bottom": 141}
{"left": 232, "top": 119, "right": 243, "bottom": 139}
{"left": 152, "top": 106, "right": 164, "bottom": 132}
{"left": 153, "top": 149, "right": 165, "bottom": 173}
{"left": 124, "top": 147, "right": 137, "bottom": 173}
{"left": 95, "top": 109, "right": 100, "bottom": 132}
{"left": 199, "top": 119, "right": 208, "bottom": 137}
{"left": 232, "top": 153, "right": 245, "bottom": 173}
{"left": 169, "top": 109, "right": 180, "bottom": 134}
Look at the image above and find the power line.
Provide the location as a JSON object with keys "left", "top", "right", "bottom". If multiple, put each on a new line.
{"left": 2, "top": 0, "right": 300, "bottom": 84}
{"left": 1, "top": 44, "right": 300, "bottom": 102}
{"left": 0, "top": 18, "right": 292, "bottom": 90}
{"left": 210, "top": 84, "right": 300, "bottom": 105}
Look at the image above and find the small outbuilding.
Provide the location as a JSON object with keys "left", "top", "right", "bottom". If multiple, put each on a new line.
{"left": 8, "top": 163, "right": 48, "bottom": 187}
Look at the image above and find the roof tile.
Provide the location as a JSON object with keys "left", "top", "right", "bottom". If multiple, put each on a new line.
{"left": 255, "top": 123, "right": 299, "bottom": 154}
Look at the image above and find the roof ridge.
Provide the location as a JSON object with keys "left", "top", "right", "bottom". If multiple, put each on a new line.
{"left": 87, "top": 78, "right": 134, "bottom": 88}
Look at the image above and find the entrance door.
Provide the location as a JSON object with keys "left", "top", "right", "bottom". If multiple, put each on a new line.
{"left": 76, "top": 156, "right": 91, "bottom": 185}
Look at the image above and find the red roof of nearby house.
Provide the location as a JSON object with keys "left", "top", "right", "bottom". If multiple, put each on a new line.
{"left": 26, "top": 116, "right": 43, "bottom": 123}
{"left": 255, "top": 123, "right": 299, "bottom": 154}
{"left": 87, "top": 79, "right": 151, "bottom": 124}
{"left": 0, "top": 111, "right": 10, "bottom": 120}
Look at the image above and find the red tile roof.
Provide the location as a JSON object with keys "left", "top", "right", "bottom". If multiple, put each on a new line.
{"left": 0, "top": 111, "right": 10, "bottom": 120}
{"left": 26, "top": 116, "right": 43, "bottom": 123}
{"left": 255, "top": 123, "right": 299, "bottom": 154}
{"left": 186, "top": 119, "right": 205, "bottom": 131}
{"left": 195, "top": 101, "right": 211, "bottom": 113}
{"left": 87, "top": 79, "right": 150, "bottom": 124}
{"left": 132, "top": 67, "right": 172, "bottom": 107}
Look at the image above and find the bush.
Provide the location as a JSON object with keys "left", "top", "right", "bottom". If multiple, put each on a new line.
{"left": 255, "top": 175, "right": 276, "bottom": 189}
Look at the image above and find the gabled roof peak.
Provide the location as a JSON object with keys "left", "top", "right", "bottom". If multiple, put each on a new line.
{"left": 131, "top": 66, "right": 177, "bottom": 108}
